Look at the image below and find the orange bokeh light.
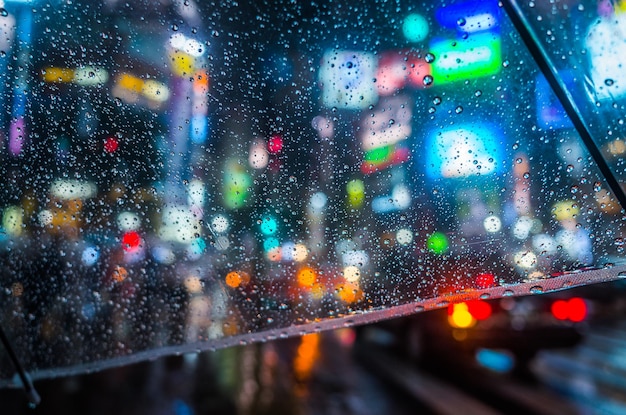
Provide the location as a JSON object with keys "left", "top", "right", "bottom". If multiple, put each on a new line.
{"left": 225, "top": 271, "right": 250, "bottom": 288}
{"left": 297, "top": 267, "right": 317, "bottom": 287}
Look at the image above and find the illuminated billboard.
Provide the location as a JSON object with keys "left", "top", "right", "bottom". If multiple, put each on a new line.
{"left": 319, "top": 50, "right": 378, "bottom": 110}
{"left": 359, "top": 96, "right": 412, "bottom": 174}
{"left": 424, "top": 123, "right": 504, "bottom": 179}
{"left": 435, "top": 0, "right": 500, "bottom": 34}
{"left": 430, "top": 32, "right": 501, "bottom": 85}
{"left": 585, "top": 12, "right": 626, "bottom": 101}
{"left": 375, "top": 50, "right": 431, "bottom": 95}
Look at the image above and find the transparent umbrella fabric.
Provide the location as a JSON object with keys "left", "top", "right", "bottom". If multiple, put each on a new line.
{"left": 1, "top": 0, "right": 626, "bottom": 386}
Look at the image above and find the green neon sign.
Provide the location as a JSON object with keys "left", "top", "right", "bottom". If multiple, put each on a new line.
{"left": 430, "top": 32, "right": 501, "bottom": 85}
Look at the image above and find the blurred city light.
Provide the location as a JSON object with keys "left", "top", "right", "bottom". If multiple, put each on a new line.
{"left": 551, "top": 297, "right": 588, "bottom": 323}
{"left": 448, "top": 302, "right": 476, "bottom": 328}
{"left": 319, "top": 50, "right": 378, "bottom": 109}
{"left": 426, "top": 231, "right": 449, "bottom": 255}
{"left": 402, "top": 13, "right": 429, "bottom": 42}
{"left": 121, "top": 231, "right": 141, "bottom": 252}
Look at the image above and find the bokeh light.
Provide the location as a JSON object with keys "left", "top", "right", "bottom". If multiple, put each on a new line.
{"left": 225, "top": 271, "right": 250, "bottom": 288}
{"left": 122, "top": 231, "right": 141, "bottom": 252}
{"left": 426, "top": 231, "right": 449, "bottom": 254}
{"left": 448, "top": 302, "right": 476, "bottom": 328}
{"left": 402, "top": 13, "right": 429, "bottom": 42}
{"left": 104, "top": 137, "right": 119, "bottom": 153}
{"left": 297, "top": 267, "right": 317, "bottom": 287}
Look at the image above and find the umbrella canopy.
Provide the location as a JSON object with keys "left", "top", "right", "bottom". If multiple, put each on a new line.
{"left": 1, "top": 0, "right": 625, "bottom": 395}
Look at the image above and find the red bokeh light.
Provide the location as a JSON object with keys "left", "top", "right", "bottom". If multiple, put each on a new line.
{"left": 476, "top": 272, "right": 496, "bottom": 289}
{"left": 551, "top": 300, "right": 569, "bottom": 320}
{"left": 467, "top": 300, "right": 492, "bottom": 320}
{"left": 267, "top": 135, "right": 283, "bottom": 154}
{"left": 568, "top": 297, "right": 587, "bottom": 323}
{"left": 551, "top": 297, "right": 587, "bottom": 322}
{"left": 122, "top": 231, "right": 141, "bottom": 252}
{"left": 104, "top": 137, "right": 119, "bottom": 153}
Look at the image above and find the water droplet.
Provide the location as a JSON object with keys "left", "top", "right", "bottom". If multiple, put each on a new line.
{"left": 515, "top": 158, "right": 523, "bottom": 164}
{"left": 502, "top": 60, "right": 510, "bottom": 68}
{"left": 593, "top": 182, "right": 602, "bottom": 192}
{"left": 474, "top": 89, "right": 482, "bottom": 97}
{"left": 455, "top": 105, "right": 463, "bottom": 114}
{"left": 415, "top": 305, "right": 425, "bottom": 312}
{"left": 425, "top": 53, "right": 435, "bottom": 63}
{"left": 114, "top": 97, "right": 122, "bottom": 106}
{"left": 503, "top": 289, "right": 514, "bottom": 297}
{"left": 523, "top": 172, "right": 530, "bottom": 179}
{"left": 618, "top": 271, "right": 626, "bottom": 278}
{"left": 437, "top": 300, "right": 449, "bottom": 308}
{"left": 433, "top": 96, "right": 442, "bottom": 105}
{"left": 457, "top": 17, "right": 466, "bottom": 26}
{"left": 605, "top": 78, "right": 615, "bottom": 86}
{"left": 566, "top": 164, "right": 574, "bottom": 173}
{"left": 428, "top": 106, "right": 436, "bottom": 114}
{"left": 479, "top": 293, "right": 491, "bottom": 300}
{"left": 422, "top": 75, "right": 434, "bottom": 86}
{"left": 570, "top": 185, "right": 579, "bottom": 193}
{"left": 529, "top": 285, "right": 543, "bottom": 294}
{"left": 0, "top": 9, "right": 8, "bottom": 17}
{"left": 172, "top": 24, "right": 179, "bottom": 31}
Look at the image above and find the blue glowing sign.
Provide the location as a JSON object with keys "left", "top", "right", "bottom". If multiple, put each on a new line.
{"left": 435, "top": 0, "right": 500, "bottom": 34}
{"left": 424, "top": 123, "right": 504, "bottom": 179}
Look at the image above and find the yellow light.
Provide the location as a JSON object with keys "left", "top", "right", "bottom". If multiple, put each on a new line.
{"left": 42, "top": 67, "right": 75, "bottom": 83}
{"left": 2, "top": 206, "right": 23, "bottom": 236}
{"left": 552, "top": 200, "right": 580, "bottom": 221}
{"left": 346, "top": 179, "right": 365, "bottom": 209}
{"left": 118, "top": 73, "right": 144, "bottom": 93}
{"left": 142, "top": 79, "right": 170, "bottom": 102}
{"left": 448, "top": 303, "right": 476, "bottom": 329}
{"left": 297, "top": 267, "right": 316, "bottom": 287}
{"left": 170, "top": 50, "right": 195, "bottom": 77}
{"left": 310, "top": 282, "right": 325, "bottom": 300}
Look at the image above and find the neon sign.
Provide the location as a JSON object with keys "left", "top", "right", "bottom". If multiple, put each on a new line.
{"left": 430, "top": 32, "right": 501, "bottom": 84}
{"left": 359, "top": 96, "right": 412, "bottom": 174}
{"left": 319, "top": 50, "right": 378, "bottom": 110}
{"left": 425, "top": 123, "right": 504, "bottom": 179}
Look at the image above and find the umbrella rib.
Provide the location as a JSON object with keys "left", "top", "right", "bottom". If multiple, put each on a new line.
{"left": 501, "top": 0, "right": 626, "bottom": 213}
{"left": 0, "top": 325, "right": 40, "bottom": 406}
